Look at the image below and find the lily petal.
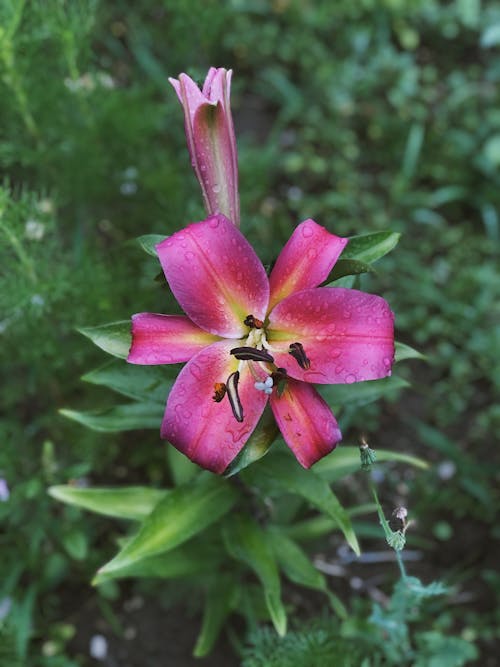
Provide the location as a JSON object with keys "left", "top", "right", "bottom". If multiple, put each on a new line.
{"left": 270, "top": 379, "right": 341, "bottom": 468}
{"left": 268, "top": 287, "right": 394, "bottom": 384}
{"left": 162, "top": 341, "right": 268, "bottom": 474}
{"left": 156, "top": 215, "right": 269, "bottom": 338}
{"left": 169, "top": 70, "right": 239, "bottom": 226}
{"left": 128, "top": 313, "right": 219, "bottom": 365}
{"left": 192, "top": 100, "right": 239, "bottom": 224}
{"left": 268, "top": 220, "right": 348, "bottom": 310}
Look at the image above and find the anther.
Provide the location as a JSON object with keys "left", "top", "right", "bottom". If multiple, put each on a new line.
{"left": 230, "top": 346, "right": 274, "bottom": 363}
{"left": 244, "top": 314, "right": 263, "bottom": 329}
{"left": 288, "top": 342, "right": 311, "bottom": 370}
{"left": 212, "top": 382, "right": 227, "bottom": 403}
{"left": 226, "top": 371, "right": 243, "bottom": 422}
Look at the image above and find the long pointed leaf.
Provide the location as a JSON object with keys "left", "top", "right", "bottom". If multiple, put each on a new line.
{"left": 193, "top": 575, "right": 236, "bottom": 657}
{"left": 99, "top": 476, "right": 238, "bottom": 575}
{"left": 59, "top": 403, "right": 164, "bottom": 432}
{"left": 48, "top": 485, "right": 167, "bottom": 521}
{"left": 82, "top": 360, "right": 173, "bottom": 404}
{"left": 341, "top": 231, "right": 400, "bottom": 263}
{"left": 93, "top": 541, "right": 221, "bottom": 585}
{"left": 314, "top": 446, "right": 428, "bottom": 482}
{"left": 243, "top": 454, "right": 360, "bottom": 555}
{"left": 78, "top": 321, "right": 131, "bottom": 359}
{"left": 223, "top": 515, "right": 287, "bottom": 636}
{"left": 266, "top": 527, "right": 347, "bottom": 618}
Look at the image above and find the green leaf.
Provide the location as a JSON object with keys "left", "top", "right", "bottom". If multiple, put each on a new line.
{"left": 59, "top": 403, "right": 164, "bottom": 432}
{"left": 93, "top": 541, "right": 221, "bottom": 585}
{"left": 324, "top": 258, "right": 373, "bottom": 284}
{"left": 243, "top": 454, "right": 360, "bottom": 555}
{"left": 61, "top": 528, "right": 88, "bottom": 560}
{"left": 135, "top": 234, "right": 167, "bottom": 256}
{"left": 82, "top": 359, "right": 173, "bottom": 404}
{"left": 78, "top": 321, "right": 131, "bottom": 359}
{"left": 98, "top": 475, "right": 238, "bottom": 576}
{"left": 314, "top": 446, "right": 428, "bottom": 482}
{"left": 166, "top": 446, "right": 199, "bottom": 486}
{"left": 223, "top": 514, "right": 287, "bottom": 636}
{"left": 341, "top": 231, "right": 401, "bottom": 264}
{"left": 48, "top": 485, "right": 167, "bottom": 521}
{"left": 395, "top": 341, "right": 425, "bottom": 362}
{"left": 266, "top": 527, "right": 347, "bottom": 618}
{"left": 224, "top": 406, "right": 279, "bottom": 477}
{"left": 193, "top": 576, "right": 236, "bottom": 657}
{"left": 318, "top": 375, "right": 409, "bottom": 408}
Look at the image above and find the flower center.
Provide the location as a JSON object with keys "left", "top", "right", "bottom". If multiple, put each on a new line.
{"left": 212, "top": 314, "right": 310, "bottom": 422}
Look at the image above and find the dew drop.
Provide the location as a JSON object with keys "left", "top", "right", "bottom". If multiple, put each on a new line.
{"left": 302, "top": 224, "right": 314, "bottom": 238}
{"left": 307, "top": 247, "right": 317, "bottom": 259}
{"left": 212, "top": 184, "right": 221, "bottom": 194}
{"left": 345, "top": 373, "right": 356, "bottom": 384}
{"left": 209, "top": 217, "right": 220, "bottom": 229}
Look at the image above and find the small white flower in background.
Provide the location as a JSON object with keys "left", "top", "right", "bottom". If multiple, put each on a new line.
{"left": 96, "top": 72, "right": 115, "bottom": 89}
{"left": 437, "top": 460, "right": 456, "bottom": 480}
{"left": 31, "top": 294, "right": 45, "bottom": 307}
{"left": 89, "top": 635, "right": 108, "bottom": 661}
{"left": 38, "top": 198, "right": 54, "bottom": 214}
{"left": 0, "top": 479, "right": 9, "bottom": 501}
{"left": 25, "top": 219, "right": 45, "bottom": 240}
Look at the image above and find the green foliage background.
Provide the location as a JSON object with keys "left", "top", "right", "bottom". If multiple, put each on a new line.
{"left": 0, "top": 0, "right": 498, "bottom": 664}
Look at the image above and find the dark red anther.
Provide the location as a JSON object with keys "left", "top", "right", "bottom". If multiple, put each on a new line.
{"left": 288, "top": 342, "right": 310, "bottom": 370}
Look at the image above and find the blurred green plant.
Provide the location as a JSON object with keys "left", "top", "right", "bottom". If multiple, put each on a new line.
{"left": 0, "top": 0, "right": 498, "bottom": 663}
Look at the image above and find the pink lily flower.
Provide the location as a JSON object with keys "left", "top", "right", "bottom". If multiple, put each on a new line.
{"left": 128, "top": 215, "right": 394, "bottom": 474}
{"left": 169, "top": 68, "right": 240, "bottom": 227}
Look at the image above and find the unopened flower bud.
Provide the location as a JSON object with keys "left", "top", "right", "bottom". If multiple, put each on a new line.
{"left": 360, "top": 438, "right": 376, "bottom": 471}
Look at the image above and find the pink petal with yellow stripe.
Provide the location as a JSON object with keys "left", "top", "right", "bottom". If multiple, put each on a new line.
{"left": 268, "top": 287, "right": 394, "bottom": 384}
{"left": 268, "top": 219, "right": 348, "bottom": 310}
{"left": 156, "top": 215, "right": 269, "bottom": 339}
{"left": 162, "top": 340, "right": 268, "bottom": 473}
{"left": 128, "top": 313, "right": 220, "bottom": 365}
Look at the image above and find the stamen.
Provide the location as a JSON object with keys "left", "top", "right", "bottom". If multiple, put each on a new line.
{"left": 244, "top": 314, "right": 264, "bottom": 329}
{"left": 271, "top": 367, "right": 288, "bottom": 397}
{"left": 230, "top": 346, "right": 274, "bottom": 363}
{"left": 212, "top": 382, "right": 226, "bottom": 403}
{"left": 254, "top": 376, "right": 274, "bottom": 395}
{"left": 288, "top": 342, "right": 311, "bottom": 370}
{"left": 226, "top": 371, "right": 243, "bottom": 422}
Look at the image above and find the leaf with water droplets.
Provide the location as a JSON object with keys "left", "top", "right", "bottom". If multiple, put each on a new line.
{"left": 341, "top": 231, "right": 401, "bottom": 264}
{"left": 324, "top": 258, "right": 373, "bottom": 285}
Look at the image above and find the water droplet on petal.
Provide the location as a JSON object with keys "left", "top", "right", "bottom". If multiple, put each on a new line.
{"left": 302, "top": 224, "right": 313, "bottom": 238}
{"left": 212, "top": 184, "right": 221, "bottom": 194}
{"left": 209, "top": 217, "right": 220, "bottom": 229}
{"left": 345, "top": 373, "right": 356, "bottom": 384}
{"left": 185, "top": 251, "right": 195, "bottom": 261}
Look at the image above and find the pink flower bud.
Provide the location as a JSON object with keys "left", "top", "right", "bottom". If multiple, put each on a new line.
{"left": 169, "top": 68, "right": 240, "bottom": 226}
